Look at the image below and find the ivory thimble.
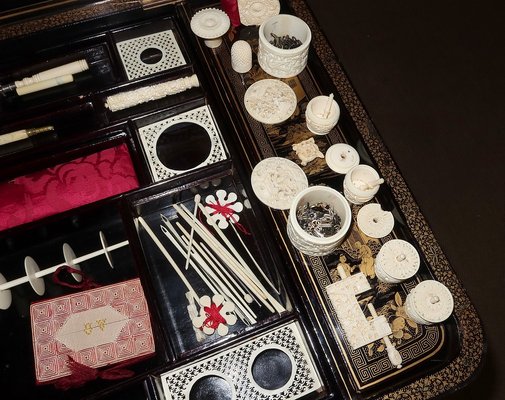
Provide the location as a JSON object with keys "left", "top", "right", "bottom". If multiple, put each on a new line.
{"left": 231, "top": 40, "right": 252, "bottom": 73}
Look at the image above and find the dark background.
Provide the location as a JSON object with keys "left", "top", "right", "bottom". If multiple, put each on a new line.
{"left": 306, "top": 1, "right": 505, "bottom": 399}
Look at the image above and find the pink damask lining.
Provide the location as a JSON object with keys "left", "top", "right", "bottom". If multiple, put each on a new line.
{"left": 0, "top": 143, "right": 139, "bottom": 231}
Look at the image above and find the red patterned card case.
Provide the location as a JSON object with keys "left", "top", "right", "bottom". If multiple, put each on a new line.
{"left": 30, "top": 278, "right": 155, "bottom": 383}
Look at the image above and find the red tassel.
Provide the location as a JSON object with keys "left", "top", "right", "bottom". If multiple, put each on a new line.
{"left": 52, "top": 266, "right": 101, "bottom": 290}
{"left": 53, "top": 357, "right": 139, "bottom": 390}
{"left": 221, "top": 0, "right": 241, "bottom": 27}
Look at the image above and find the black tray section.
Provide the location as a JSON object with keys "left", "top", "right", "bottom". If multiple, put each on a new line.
{"left": 180, "top": 1, "right": 462, "bottom": 398}
{"left": 126, "top": 167, "right": 292, "bottom": 359}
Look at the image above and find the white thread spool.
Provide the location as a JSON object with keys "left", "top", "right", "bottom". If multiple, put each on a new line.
{"left": 405, "top": 280, "right": 454, "bottom": 325}
{"left": 190, "top": 8, "right": 230, "bottom": 48}
{"left": 357, "top": 203, "right": 395, "bottom": 239}
{"left": 374, "top": 239, "right": 420, "bottom": 284}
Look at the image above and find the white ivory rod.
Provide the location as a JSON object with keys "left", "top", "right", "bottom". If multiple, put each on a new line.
{"left": 16, "top": 74, "right": 74, "bottom": 96}
{"left": 173, "top": 203, "right": 283, "bottom": 314}
{"left": 105, "top": 75, "right": 199, "bottom": 112}
{"left": 0, "top": 240, "right": 129, "bottom": 291}
{"left": 176, "top": 223, "right": 257, "bottom": 322}
{"left": 229, "top": 222, "right": 280, "bottom": 295}
{"left": 160, "top": 224, "right": 219, "bottom": 297}
{"left": 137, "top": 216, "right": 199, "bottom": 303}
{"left": 196, "top": 203, "right": 285, "bottom": 313}
{"left": 184, "top": 194, "right": 200, "bottom": 270}
{"left": 15, "top": 59, "right": 88, "bottom": 88}
{"left": 161, "top": 216, "right": 255, "bottom": 324}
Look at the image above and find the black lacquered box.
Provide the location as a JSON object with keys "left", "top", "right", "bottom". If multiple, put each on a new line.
{"left": 0, "top": 1, "right": 483, "bottom": 400}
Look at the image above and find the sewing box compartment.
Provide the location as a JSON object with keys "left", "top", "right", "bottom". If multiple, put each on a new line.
{"left": 0, "top": 1, "right": 470, "bottom": 400}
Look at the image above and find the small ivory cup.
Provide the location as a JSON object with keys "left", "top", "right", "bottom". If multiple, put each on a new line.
{"left": 306, "top": 95, "right": 340, "bottom": 135}
{"left": 286, "top": 186, "right": 352, "bottom": 256}
{"left": 258, "top": 14, "right": 312, "bottom": 78}
{"left": 343, "top": 165, "right": 381, "bottom": 204}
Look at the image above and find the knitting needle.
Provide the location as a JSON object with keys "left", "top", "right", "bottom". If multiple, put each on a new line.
{"left": 184, "top": 194, "right": 200, "bottom": 270}
{"left": 137, "top": 216, "right": 199, "bottom": 303}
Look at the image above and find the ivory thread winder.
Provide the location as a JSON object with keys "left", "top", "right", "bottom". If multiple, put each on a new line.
{"left": 0, "top": 232, "right": 128, "bottom": 310}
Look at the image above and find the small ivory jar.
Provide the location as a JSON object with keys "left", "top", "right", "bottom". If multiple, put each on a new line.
{"left": 306, "top": 95, "right": 340, "bottom": 135}
{"left": 343, "top": 164, "right": 381, "bottom": 204}
{"left": 231, "top": 40, "right": 253, "bottom": 73}
{"left": 286, "top": 186, "right": 352, "bottom": 256}
{"left": 404, "top": 280, "right": 454, "bottom": 325}
{"left": 258, "top": 14, "right": 312, "bottom": 78}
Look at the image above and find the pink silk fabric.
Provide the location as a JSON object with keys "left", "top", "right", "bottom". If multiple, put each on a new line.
{"left": 0, "top": 143, "right": 139, "bottom": 231}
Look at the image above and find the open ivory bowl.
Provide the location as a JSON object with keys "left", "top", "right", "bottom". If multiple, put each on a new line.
{"left": 286, "top": 186, "right": 352, "bottom": 256}
{"left": 258, "top": 14, "right": 312, "bottom": 78}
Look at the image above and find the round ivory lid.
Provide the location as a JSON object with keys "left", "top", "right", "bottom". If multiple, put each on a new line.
{"left": 375, "top": 239, "right": 420, "bottom": 280}
{"left": 325, "top": 143, "right": 359, "bottom": 174}
{"left": 244, "top": 79, "right": 297, "bottom": 124}
{"left": 251, "top": 157, "right": 308, "bottom": 210}
{"left": 190, "top": 8, "right": 230, "bottom": 39}
{"left": 410, "top": 280, "right": 454, "bottom": 323}
{"left": 357, "top": 203, "right": 394, "bottom": 238}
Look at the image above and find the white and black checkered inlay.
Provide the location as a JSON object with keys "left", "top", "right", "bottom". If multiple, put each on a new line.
{"left": 116, "top": 30, "right": 186, "bottom": 80}
{"left": 138, "top": 105, "right": 227, "bottom": 182}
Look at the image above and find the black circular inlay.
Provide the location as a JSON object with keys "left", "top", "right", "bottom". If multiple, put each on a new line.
{"left": 156, "top": 122, "right": 212, "bottom": 171}
{"left": 139, "top": 47, "right": 163, "bottom": 64}
{"left": 251, "top": 348, "right": 292, "bottom": 390}
{"left": 189, "top": 375, "right": 233, "bottom": 400}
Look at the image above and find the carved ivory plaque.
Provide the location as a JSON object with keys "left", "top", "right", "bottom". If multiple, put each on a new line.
{"left": 326, "top": 273, "right": 391, "bottom": 349}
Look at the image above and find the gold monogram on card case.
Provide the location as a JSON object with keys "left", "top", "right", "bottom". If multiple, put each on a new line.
{"left": 83, "top": 319, "right": 107, "bottom": 335}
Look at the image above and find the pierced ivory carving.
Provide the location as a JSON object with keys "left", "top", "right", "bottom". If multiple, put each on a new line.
{"left": 244, "top": 79, "right": 297, "bottom": 124}
{"left": 116, "top": 30, "right": 186, "bottom": 80}
{"left": 161, "top": 322, "right": 322, "bottom": 400}
{"left": 251, "top": 157, "right": 308, "bottom": 210}
{"left": 105, "top": 75, "right": 199, "bottom": 112}
{"left": 237, "top": 0, "right": 280, "bottom": 26}
{"left": 191, "top": 294, "right": 237, "bottom": 336}
{"left": 292, "top": 137, "right": 324, "bottom": 166}
{"left": 326, "top": 270, "right": 391, "bottom": 349}
{"left": 204, "top": 190, "right": 243, "bottom": 229}
{"left": 138, "top": 105, "right": 227, "bottom": 182}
